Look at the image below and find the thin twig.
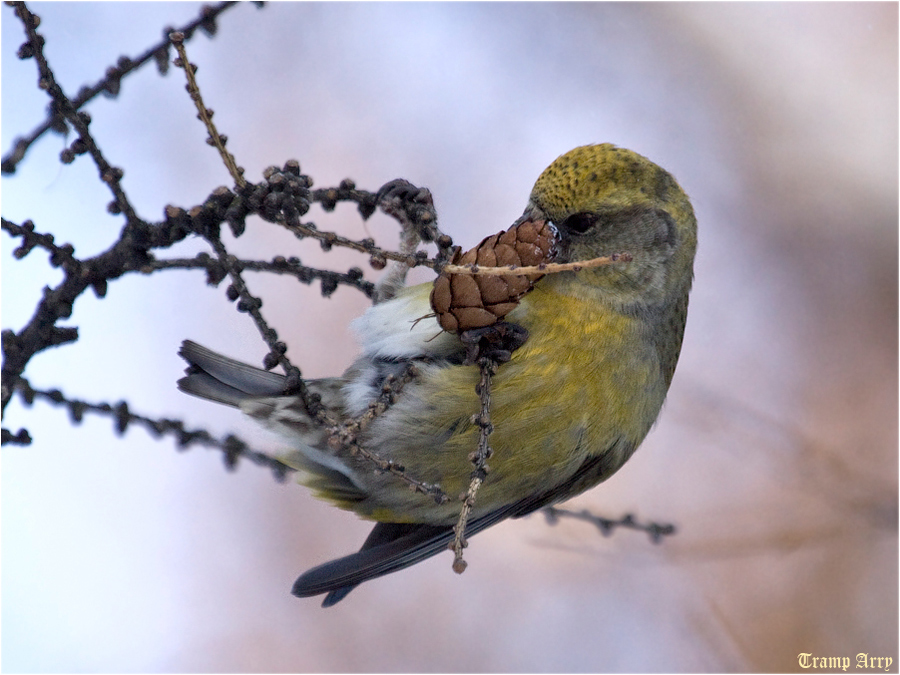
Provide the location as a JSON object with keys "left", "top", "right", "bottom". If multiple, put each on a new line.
{"left": 325, "top": 363, "right": 450, "bottom": 504}
{"left": 202, "top": 233, "right": 314, "bottom": 400}
{"left": 139, "top": 254, "right": 376, "bottom": 299}
{"left": 441, "top": 252, "right": 633, "bottom": 277}
{"left": 7, "top": 378, "right": 294, "bottom": 480}
{"left": 280, "top": 217, "right": 432, "bottom": 267}
{"left": 170, "top": 31, "right": 245, "bottom": 187}
{"left": 451, "top": 357, "right": 497, "bottom": 572}
{"left": 346, "top": 440, "right": 448, "bottom": 504}
{"left": 542, "top": 506, "right": 677, "bottom": 543}
{"left": 3, "top": 217, "right": 77, "bottom": 266}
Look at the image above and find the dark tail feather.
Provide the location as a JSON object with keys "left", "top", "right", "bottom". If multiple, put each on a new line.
{"left": 177, "top": 340, "right": 285, "bottom": 407}
{"left": 293, "top": 522, "right": 452, "bottom": 607}
{"left": 293, "top": 504, "right": 525, "bottom": 607}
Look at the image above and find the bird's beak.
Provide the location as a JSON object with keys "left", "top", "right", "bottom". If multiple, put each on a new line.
{"left": 518, "top": 201, "right": 547, "bottom": 226}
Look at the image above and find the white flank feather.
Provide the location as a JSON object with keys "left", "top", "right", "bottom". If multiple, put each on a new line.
{"left": 350, "top": 283, "right": 459, "bottom": 361}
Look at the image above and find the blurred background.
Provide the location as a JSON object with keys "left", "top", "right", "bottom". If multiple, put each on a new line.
{"left": 2, "top": 2, "right": 896, "bottom": 672}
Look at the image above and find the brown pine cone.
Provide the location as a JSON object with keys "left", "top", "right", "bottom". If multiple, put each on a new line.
{"left": 430, "top": 219, "right": 557, "bottom": 333}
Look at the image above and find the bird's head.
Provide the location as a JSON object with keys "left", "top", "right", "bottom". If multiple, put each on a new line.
{"left": 525, "top": 144, "right": 697, "bottom": 311}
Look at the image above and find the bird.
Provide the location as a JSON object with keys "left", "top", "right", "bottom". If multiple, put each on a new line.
{"left": 177, "top": 143, "right": 698, "bottom": 606}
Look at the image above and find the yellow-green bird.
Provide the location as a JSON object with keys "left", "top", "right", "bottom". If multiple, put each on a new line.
{"left": 178, "top": 144, "right": 697, "bottom": 606}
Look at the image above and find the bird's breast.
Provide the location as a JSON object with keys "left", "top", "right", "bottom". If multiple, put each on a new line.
{"left": 350, "top": 280, "right": 669, "bottom": 523}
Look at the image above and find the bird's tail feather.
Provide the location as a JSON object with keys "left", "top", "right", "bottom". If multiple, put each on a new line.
{"left": 292, "top": 501, "right": 529, "bottom": 606}
{"left": 177, "top": 339, "right": 367, "bottom": 504}
{"left": 177, "top": 339, "right": 286, "bottom": 407}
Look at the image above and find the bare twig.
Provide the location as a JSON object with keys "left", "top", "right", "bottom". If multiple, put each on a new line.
{"left": 441, "top": 252, "right": 633, "bottom": 277}
{"left": 280, "top": 214, "right": 432, "bottom": 268}
{"left": 345, "top": 440, "right": 448, "bottom": 504}
{"left": 201, "top": 230, "right": 314, "bottom": 403}
{"left": 142, "top": 253, "right": 376, "bottom": 299}
{"left": 6, "top": 377, "right": 294, "bottom": 481}
{"left": 325, "top": 363, "right": 450, "bottom": 504}
{"left": 542, "top": 506, "right": 677, "bottom": 543}
{"left": 170, "top": 31, "right": 246, "bottom": 188}
{"left": 451, "top": 357, "right": 498, "bottom": 572}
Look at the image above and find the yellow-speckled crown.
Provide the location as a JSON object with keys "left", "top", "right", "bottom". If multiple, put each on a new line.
{"left": 529, "top": 144, "right": 695, "bottom": 233}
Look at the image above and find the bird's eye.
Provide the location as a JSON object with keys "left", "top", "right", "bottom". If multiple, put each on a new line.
{"left": 558, "top": 212, "right": 599, "bottom": 234}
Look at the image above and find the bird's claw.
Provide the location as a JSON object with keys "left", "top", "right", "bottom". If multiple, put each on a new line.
{"left": 459, "top": 321, "right": 529, "bottom": 365}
